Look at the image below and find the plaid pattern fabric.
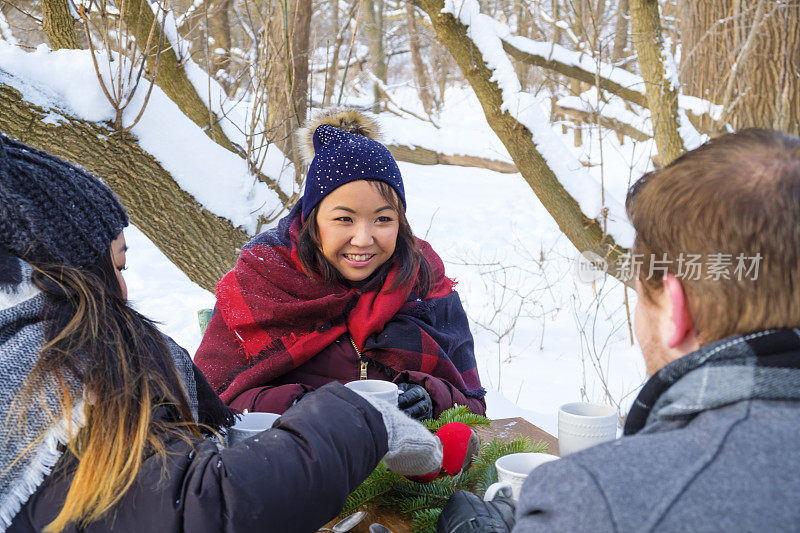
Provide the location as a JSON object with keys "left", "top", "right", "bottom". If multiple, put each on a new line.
{"left": 209, "top": 202, "right": 485, "bottom": 403}
{"left": 625, "top": 329, "right": 800, "bottom": 435}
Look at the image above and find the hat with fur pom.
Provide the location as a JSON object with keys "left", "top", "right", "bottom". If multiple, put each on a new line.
{"left": 296, "top": 107, "right": 405, "bottom": 220}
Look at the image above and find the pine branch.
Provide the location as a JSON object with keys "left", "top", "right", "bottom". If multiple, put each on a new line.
{"left": 340, "top": 463, "right": 401, "bottom": 516}
{"left": 422, "top": 405, "right": 491, "bottom": 432}
{"left": 411, "top": 508, "right": 442, "bottom": 533}
{"left": 340, "top": 410, "right": 551, "bottom": 527}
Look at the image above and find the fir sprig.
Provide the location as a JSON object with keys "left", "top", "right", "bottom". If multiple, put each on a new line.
{"left": 339, "top": 407, "right": 553, "bottom": 532}
{"left": 472, "top": 437, "right": 549, "bottom": 495}
{"left": 341, "top": 463, "right": 402, "bottom": 516}
{"left": 422, "top": 405, "right": 491, "bottom": 432}
{"left": 409, "top": 508, "right": 442, "bottom": 533}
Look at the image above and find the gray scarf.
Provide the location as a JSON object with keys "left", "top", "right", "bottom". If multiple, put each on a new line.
{"left": 625, "top": 328, "right": 800, "bottom": 435}
{"left": 0, "top": 257, "right": 201, "bottom": 531}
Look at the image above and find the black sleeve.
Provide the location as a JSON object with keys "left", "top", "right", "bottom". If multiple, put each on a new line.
{"left": 9, "top": 383, "right": 386, "bottom": 533}
{"left": 180, "top": 382, "right": 388, "bottom": 533}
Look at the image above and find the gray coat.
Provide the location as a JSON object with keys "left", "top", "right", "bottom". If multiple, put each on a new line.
{"left": 515, "top": 330, "right": 800, "bottom": 532}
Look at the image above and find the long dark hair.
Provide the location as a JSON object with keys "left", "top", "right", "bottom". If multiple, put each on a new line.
{"left": 296, "top": 180, "right": 432, "bottom": 297}
{"left": 19, "top": 250, "right": 202, "bottom": 532}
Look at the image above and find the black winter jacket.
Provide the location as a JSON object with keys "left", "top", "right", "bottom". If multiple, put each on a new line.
{"left": 9, "top": 383, "right": 388, "bottom": 533}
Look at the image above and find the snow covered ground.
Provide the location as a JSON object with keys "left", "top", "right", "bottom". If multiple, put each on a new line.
{"left": 126, "top": 87, "right": 649, "bottom": 436}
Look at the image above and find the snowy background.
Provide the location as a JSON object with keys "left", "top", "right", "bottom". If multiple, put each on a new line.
{"left": 123, "top": 86, "right": 650, "bottom": 436}
{"left": 1, "top": 37, "right": 653, "bottom": 436}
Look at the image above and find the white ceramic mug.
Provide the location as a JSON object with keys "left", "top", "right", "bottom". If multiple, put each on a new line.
{"left": 558, "top": 402, "right": 617, "bottom": 456}
{"left": 483, "top": 452, "right": 559, "bottom": 502}
{"left": 344, "top": 380, "right": 399, "bottom": 404}
{"left": 226, "top": 412, "right": 281, "bottom": 446}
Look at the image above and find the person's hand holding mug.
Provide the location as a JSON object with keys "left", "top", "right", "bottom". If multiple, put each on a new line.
{"left": 346, "top": 381, "right": 442, "bottom": 477}
{"left": 436, "top": 451, "right": 558, "bottom": 532}
{"left": 397, "top": 383, "right": 433, "bottom": 420}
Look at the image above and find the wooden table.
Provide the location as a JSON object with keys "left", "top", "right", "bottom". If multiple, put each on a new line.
{"left": 323, "top": 417, "right": 558, "bottom": 532}
{"left": 475, "top": 417, "right": 559, "bottom": 457}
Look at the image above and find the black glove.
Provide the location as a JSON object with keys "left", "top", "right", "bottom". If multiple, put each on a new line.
{"left": 397, "top": 382, "right": 433, "bottom": 420}
{"left": 436, "top": 491, "right": 516, "bottom": 533}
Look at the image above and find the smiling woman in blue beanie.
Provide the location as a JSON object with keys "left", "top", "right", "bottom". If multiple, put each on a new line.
{"left": 0, "top": 131, "right": 446, "bottom": 532}
{"left": 195, "top": 108, "right": 486, "bottom": 419}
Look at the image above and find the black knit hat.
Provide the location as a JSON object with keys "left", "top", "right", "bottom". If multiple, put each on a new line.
{"left": 0, "top": 132, "right": 129, "bottom": 268}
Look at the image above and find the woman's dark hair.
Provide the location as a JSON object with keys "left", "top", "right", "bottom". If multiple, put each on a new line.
{"left": 297, "top": 180, "right": 432, "bottom": 297}
{"left": 17, "top": 249, "right": 202, "bottom": 532}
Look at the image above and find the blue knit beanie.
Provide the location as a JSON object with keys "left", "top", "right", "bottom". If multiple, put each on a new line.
{"left": 297, "top": 108, "right": 405, "bottom": 221}
{"left": 0, "top": 131, "right": 129, "bottom": 268}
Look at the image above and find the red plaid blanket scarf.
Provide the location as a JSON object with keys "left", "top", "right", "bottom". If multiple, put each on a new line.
{"left": 210, "top": 203, "right": 485, "bottom": 404}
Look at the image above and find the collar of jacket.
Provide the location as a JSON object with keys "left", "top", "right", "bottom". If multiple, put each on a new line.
{"left": 624, "top": 329, "right": 800, "bottom": 435}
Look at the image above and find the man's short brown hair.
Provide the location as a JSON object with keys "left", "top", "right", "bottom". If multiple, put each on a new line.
{"left": 626, "top": 129, "right": 800, "bottom": 344}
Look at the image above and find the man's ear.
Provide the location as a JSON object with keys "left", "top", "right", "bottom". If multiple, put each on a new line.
{"left": 663, "top": 273, "right": 693, "bottom": 349}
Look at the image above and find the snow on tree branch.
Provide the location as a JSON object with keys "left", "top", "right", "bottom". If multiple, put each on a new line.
{"left": 0, "top": 41, "right": 292, "bottom": 235}
{"left": 441, "top": 0, "right": 632, "bottom": 247}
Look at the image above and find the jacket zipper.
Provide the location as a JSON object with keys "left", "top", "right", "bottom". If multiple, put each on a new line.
{"left": 349, "top": 334, "right": 368, "bottom": 380}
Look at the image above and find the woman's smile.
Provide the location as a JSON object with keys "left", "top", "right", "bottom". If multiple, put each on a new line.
{"left": 343, "top": 253, "right": 376, "bottom": 265}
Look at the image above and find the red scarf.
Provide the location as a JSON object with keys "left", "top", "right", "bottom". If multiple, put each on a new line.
{"left": 210, "top": 204, "right": 462, "bottom": 402}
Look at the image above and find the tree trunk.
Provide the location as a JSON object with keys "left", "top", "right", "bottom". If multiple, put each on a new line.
{"left": 414, "top": 0, "right": 629, "bottom": 281}
{"left": 0, "top": 82, "right": 247, "bottom": 292}
{"left": 406, "top": 2, "right": 436, "bottom": 115}
{"left": 207, "top": 0, "right": 233, "bottom": 96}
{"left": 486, "top": 17, "right": 721, "bottom": 137}
{"left": 114, "top": 0, "right": 289, "bottom": 201}
{"left": 431, "top": 41, "right": 452, "bottom": 105}
{"left": 42, "top": 0, "right": 80, "bottom": 49}
{"left": 593, "top": 0, "right": 606, "bottom": 48}
{"left": 678, "top": 0, "right": 800, "bottom": 136}
{"left": 570, "top": 0, "right": 588, "bottom": 146}
{"left": 322, "top": 0, "right": 341, "bottom": 106}
{"left": 0, "top": 3, "right": 19, "bottom": 44}
{"left": 552, "top": 0, "right": 562, "bottom": 45}
{"left": 553, "top": 102, "right": 651, "bottom": 142}
{"left": 363, "top": 0, "right": 386, "bottom": 113}
{"left": 120, "top": 0, "right": 239, "bottom": 154}
{"left": 629, "top": 0, "right": 683, "bottom": 165}
{"left": 266, "top": 0, "right": 312, "bottom": 175}
{"left": 612, "top": 0, "right": 629, "bottom": 62}
{"left": 513, "top": 0, "right": 530, "bottom": 91}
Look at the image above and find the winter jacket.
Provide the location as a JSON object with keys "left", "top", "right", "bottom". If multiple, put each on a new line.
{"left": 514, "top": 329, "right": 800, "bottom": 532}
{"left": 200, "top": 310, "right": 486, "bottom": 417}
{"left": 194, "top": 202, "right": 486, "bottom": 419}
{"left": 9, "top": 383, "right": 388, "bottom": 533}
